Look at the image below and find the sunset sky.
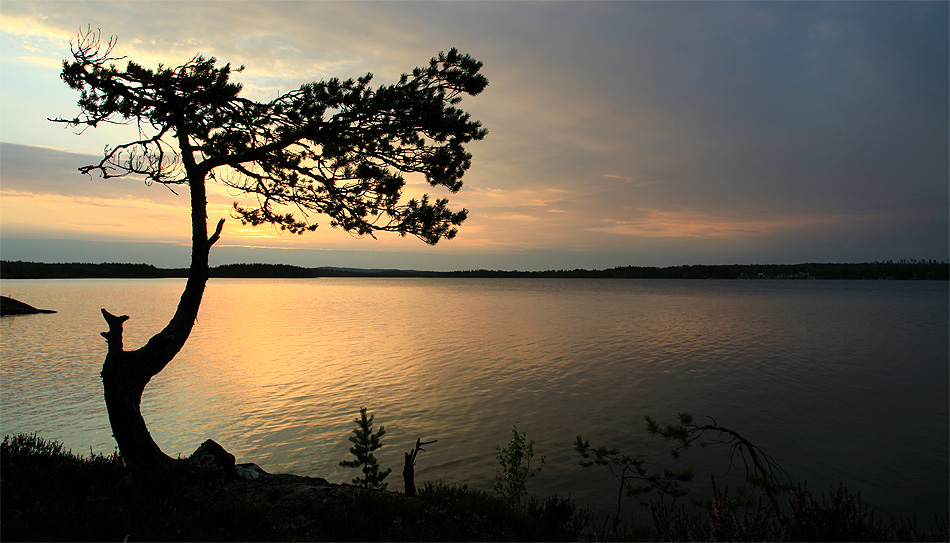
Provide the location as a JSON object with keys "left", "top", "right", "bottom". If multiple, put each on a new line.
{"left": 1, "top": 1, "right": 947, "bottom": 271}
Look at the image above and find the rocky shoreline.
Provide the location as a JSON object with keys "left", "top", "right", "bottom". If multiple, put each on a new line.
{"left": 0, "top": 295, "right": 56, "bottom": 316}
{"left": 192, "top": 438, "right": 403, "bottom": 499}
{"left": 187, "top": 439, "right": 411, "bottom": 538}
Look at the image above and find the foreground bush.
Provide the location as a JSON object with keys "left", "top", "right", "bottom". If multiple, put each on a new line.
{"left": 2, "top": 433, "right": 946, "bottom": 541}
{"left": 1, "top": 434, "right": 588, "bottom": 541}
{"left": 630, "top": 481, "right": 949, "bottom": 542}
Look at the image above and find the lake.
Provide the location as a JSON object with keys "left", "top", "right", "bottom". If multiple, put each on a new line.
{"left": 1, "top": 278, "right": 947, "bottom": 525}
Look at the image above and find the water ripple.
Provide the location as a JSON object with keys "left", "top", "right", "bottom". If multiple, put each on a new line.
{"left": 1, "top": 278, "right": 946, "bottom": 524}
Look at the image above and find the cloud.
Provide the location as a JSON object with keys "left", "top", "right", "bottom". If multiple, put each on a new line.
{"left": 1, "top": 2, "right": 946, "bottom": 268}
{"left": 586, "top": 209, "right": 875, "bottom": 239}
{"left": 0, "top": 190, "right": 190, "bottom": 241}
{"left": 0, "top": 143, "right": 185, "bottom": 204}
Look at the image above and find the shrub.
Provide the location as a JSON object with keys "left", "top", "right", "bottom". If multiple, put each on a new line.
{"left": 494, "top": 424, "right": 545, "bottom": 507}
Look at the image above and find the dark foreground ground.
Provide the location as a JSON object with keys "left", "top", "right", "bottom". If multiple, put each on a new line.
{"left": 1, "top": 434, "right": 587, "bottom": 542}
{"left": 2, "top": 434, "right": 947, "bottom": 542}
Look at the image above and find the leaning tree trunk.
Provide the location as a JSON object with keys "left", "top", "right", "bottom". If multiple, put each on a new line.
{"left": 99, "top": 167, "right": 223, "bottom": 468}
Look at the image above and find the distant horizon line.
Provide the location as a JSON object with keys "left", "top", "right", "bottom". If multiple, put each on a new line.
{"left": 2, "top": 259, "right": 947, "bottom": 281}
{"left": 3, "top": 257, "right": 950, "bottom": 271}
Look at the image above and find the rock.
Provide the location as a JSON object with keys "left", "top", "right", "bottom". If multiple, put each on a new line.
{"left": 267, "top": 473, "right": 331, "bottom": 487}
{"left": 190, "top": 439, "right": 236, "bottom": 479}
{"left": 192, "top": 442, "right": 400, "bottom": 509}
{"left": 0, "top": 296, "right": 55, "bottom": 316}
{"left": 235, "top": 462, "right": 269, "bottom": 480}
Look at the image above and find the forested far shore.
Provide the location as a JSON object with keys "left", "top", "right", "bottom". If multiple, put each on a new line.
{"left": 1, "top": 260, "right": 947, "bottom": 280}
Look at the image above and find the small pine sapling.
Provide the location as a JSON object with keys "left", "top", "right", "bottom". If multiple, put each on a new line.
{"left": 575, "top": 435, "right": 693, "bottom": 529}
{"left": 339, "top": 407, "right": 392, "bottom": 489}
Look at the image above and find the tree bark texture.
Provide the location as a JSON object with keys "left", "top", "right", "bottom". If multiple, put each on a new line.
{"left": 402, "top": 451, "right": 416, "bottom": 497}
{"left": 99, "top": 172, "right": 223, "bottom": 468}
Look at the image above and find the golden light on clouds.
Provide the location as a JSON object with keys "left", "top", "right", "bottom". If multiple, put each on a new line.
{"left": 0, "top": 189, "right": 190, "bottom": 239}
{"left": 0, "top": 12, "right": 72, "bottom": 41}
{"left": 589, "top": 208, "right": 874, "bottom": 239}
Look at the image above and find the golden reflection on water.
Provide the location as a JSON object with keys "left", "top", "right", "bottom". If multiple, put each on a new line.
{"left": 1, "top": 278, "right": 947, "bottom": 524}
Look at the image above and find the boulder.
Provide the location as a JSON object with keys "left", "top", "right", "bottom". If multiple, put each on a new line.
{"left": 190, "top": 439, "right": 236, "bottom": 479}
{"left": 235, "top": 462, "right": 269, "bottom": 480}
{"left": 1, "top": 296, "right": 55, "bottom": 316}
{"left": 189, "top": 441, "right": 380, "bottom": 506}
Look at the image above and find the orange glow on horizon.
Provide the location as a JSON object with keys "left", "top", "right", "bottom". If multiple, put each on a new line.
{"left": 0, "top": 190, "right": 191, "bottom": 240}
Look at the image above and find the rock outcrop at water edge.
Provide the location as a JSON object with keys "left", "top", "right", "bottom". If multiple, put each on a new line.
{"left": 0, "top": 296, "right": 56, "bottom": 316}
{"left": 188, "top": 439, "right": 401, "bottom": 504}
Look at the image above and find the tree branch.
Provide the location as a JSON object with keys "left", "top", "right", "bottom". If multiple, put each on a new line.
{"left": 208, "top": 218, "right": 225, "bottom": 247}
{"left": 100, "top": 308, "right": 130, "bottom": 355}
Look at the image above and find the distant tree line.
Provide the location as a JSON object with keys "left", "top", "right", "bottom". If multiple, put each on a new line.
{"left": 0, "top": 261, "right": 177, "bottom": 279}
{"left": 1, "top": 260, "right": 947, "bottom": 280}
{"left": 211, "top": 264, "right": 314, "bottom": 278}
{"left": 446, "top": 261, "right": 948, "bottom": 280}
{"left": 0, "top": 261, "right": 310, "bottom": 279}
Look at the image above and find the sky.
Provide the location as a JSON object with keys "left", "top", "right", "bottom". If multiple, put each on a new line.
{"left": 0, "top": 1, "right": 947, "bottom": 271}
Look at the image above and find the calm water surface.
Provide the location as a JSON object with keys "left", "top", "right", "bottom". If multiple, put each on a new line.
{"left": 1, "top": 278, "right": 947, "bottom": 523}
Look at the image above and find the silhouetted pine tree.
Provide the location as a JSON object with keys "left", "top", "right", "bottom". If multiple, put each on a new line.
{"left": 339, "top": 407, "right": 391, "bottom": 489}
